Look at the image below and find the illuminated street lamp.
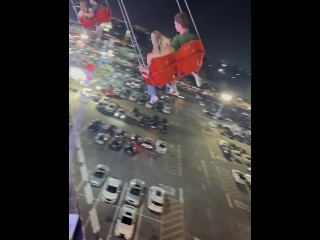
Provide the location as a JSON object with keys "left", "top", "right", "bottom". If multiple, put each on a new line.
{"left": 215, "top": 93, "right": 232, "bottom": 118}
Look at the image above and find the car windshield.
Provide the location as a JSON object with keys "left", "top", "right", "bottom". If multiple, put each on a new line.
{"left": 152, "top": 200, "right": 163, "bottom": 207}
{"left": 107, "top": 185, "right": 117, "bottom": 193}
{"left": 94, "top": 171, "right": 104, "bottom": 178}
{"left": 130, "top": 187, "right": 140, "bottom": 196}
{"left": 121, "top": 216, "right": 132, "bottom": 225}
{"left": 159, "top": 143, "right": 165, "bottom": 148}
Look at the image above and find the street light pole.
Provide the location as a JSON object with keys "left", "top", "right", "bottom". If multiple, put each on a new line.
{"left": 215, "top": 93, "right": 232, "bottom": 118}
{"left": 215, "top": 101, "right": 225, "bottom": 118}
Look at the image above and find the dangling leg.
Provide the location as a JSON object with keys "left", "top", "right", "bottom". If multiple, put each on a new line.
{"left": 192, "top": 72, "right": 203, "bottom": 87}
{"left": 147, "top": 85, "right": 158, "bottom": 104}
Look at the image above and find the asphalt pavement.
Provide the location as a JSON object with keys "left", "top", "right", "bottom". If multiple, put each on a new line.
{"left": 69, "top": 85, "right": 251, "bottom": 240}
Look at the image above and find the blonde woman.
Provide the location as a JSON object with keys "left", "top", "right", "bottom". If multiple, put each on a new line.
{"left": 139, "top": 31, "right": 179, "bottom": 104}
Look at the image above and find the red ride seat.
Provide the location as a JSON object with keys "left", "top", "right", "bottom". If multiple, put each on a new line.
{"left": 175, "top": 40, "right": 205, "bottom": 78}
{"left": 79, "top": 7, "right": 112, "bottom": 29}
{"left": 95, "top": 7, "right": 112, "bottom": 24}
{"left": 79, "top": 16, "right": 96, "bottom": 29}
{"left": 142, "top": 53, "right": 177, "bottom": 88}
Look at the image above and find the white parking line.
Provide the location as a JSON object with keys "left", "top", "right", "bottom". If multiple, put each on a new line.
{"left": 77, "top": 148, "right": 85, "bottom": 163}
{"left": 106, "top": 182, "right": 128, "bottom": 240}
{"left": 201, "top": 160, "right": 212, "bottom": 189}
{"left": 149, "top": 158, "right": 153, "bottom": 166}
{"left": 89, "top": 208, "right": 100, "bottom": 233}
{"left": 76, "top": 180, "right": 86, "bottom": 192}
{"left": 225, "top": 194, "right": 234, "bottom": 208}
{"left": 93, "top": 179, "right": 110, "bottom": 209}
{"left": 206, "top": 208, "right": 212, "bottom": 220}
{"left": 179, "top": 188, "right": 184, "bottom": 203}
{"left": 84, "top": 183, "right": 94, "bottom": 205}
{"left": 134, "top": 204, "right": 144, "bottom": 240}
{"left": 139, "top": 214, "right": 161, "bottom": 223}
{"left": 118, "top": 149, "right": 124, "bottom": 155}
{"left": 133, "top": 155, "right": 138, "bottom": 161}
{"left": 76, "top": 135, "right": 82, "bottom": 148}
{"left": 201, "top": 182, "right": 207, "bottom": 191}
{"left": 80, "top": 164, "right": 89, "bottom": 181}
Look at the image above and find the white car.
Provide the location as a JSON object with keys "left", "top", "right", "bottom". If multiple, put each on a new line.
{"left": 208, "top": 121, "right": 217, "bottom": 128}
{"left": 105, "top": 102, "right": 118, "bottom": 113}
{"left": 114, "top": 109, "right": 126, "bottom": 119}
{"left": 141, "top": 138, "right": 154, "bottom": 150}
{"left": 98, "top": 97, "right": 109, "bottom": 105}
{"left": 242, "top": 154, "right": 251, "bottom": 166}
{"left": 145, "top": 101, "right": 153, "bottom": 108}
{"left": 244, "top": 174, "right": 251, "bottom": 187}
{"left": 218, "top": 139, "right": 227, "bottom": 147}
{"left": 202, "top": 108, "right": 209, "bottom": 113}
{"left": 232, "top": 170, "right": 246, "bottom": 185}
{"left": 101, "top": 177, "right": 122, "bottom": 204}
{"left": 147, "top": 186, "right": 165, "bottom": 213}
{"left": 81, "top": 88, "right": 93, "bottom": 97}
{"left": 94, "top": 133, "right": 111, "bottom": 146}
{"left": 162, "top": 105, "right": 171, "bottom": 114}
{"left": 114, "top": 204, "right": 137, "bottom": 240}
{"left": 199, "top": 101, "right": 206, "bottom": 106}
{"left": 155, "top": 140, "right": 167, "bottom": 154}
{"left": 113, "top": 87, "right": 122, "bottom": 95}
{"left": 231, "top": 150, "right": 243, "bottom": 162}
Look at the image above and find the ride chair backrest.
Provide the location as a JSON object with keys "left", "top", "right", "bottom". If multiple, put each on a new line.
{"left": 95, "top": 7, "right": 112, "bottom": 24}
{"left": 175, "top": 40, "right": 205, "bottom": 78}
{"left": 144, "top": 53, "right": 177, "bottom": 88}
{"left": 79, "top": 17, "right": 96, "bottom": 29}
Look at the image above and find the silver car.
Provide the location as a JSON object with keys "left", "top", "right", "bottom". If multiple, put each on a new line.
{"left": 125, "top": 179, "right": 145, "bottom": 206}
{"left": 89, "top": 164, "right": 110, "bottom": 187}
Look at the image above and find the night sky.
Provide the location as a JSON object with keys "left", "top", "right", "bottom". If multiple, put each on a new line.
{"left": 69, "top": 0, "right": 251, "bottom": 71}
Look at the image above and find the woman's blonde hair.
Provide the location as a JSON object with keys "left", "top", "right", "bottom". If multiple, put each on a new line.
{"left": 151, "top": 31, "right": 172, "bottom": 55}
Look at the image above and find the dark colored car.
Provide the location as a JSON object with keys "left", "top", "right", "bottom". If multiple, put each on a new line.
{"left": 88, "top": 119, "right": 105, "bottom": 132}
{"left": 102, "top": 124, "right": 117, "bottom": 136}
{"left": 124, "top": 140, "right": 140, "bottom": 156}
{"left": 139, "top": 116, "right": 151, "bottom": 127}
{"left": 221, "top": 146, "right": 231, "bottom": 159}
{"left": 132, "top": 108, "right": 139, "bottom": 116}
{"left": 114, "top": 129, "right": 128, "bottom": 138}
{"left": 109, "top": 136, "right": 125, "bottom": 151}
{"left": 91, "top": 94, "right": 101, "bottom": 102}
{"left": 137, "top": 95, "right": 148, "bottom": 105}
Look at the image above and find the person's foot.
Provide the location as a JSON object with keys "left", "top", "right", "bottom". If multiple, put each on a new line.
{"left": 150, "top": 95, "right": 158, "bottom": 104}
{"left": 194, "top": 74, "right": 203, "bottom": 87}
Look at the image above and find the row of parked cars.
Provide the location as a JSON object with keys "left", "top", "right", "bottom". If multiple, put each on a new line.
{"left": 89, "top": 165, "right": 166, "bottom": 239}
{"left": 218, "top": 140, "right": 251, "bottom": 166}
{"left": 88, "top": 119, "right": 168, "bottom": 155}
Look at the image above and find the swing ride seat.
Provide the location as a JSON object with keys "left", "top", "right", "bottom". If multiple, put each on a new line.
{"left": 79, "top": 16, "right": 97, "bottom": 29}
{"left": 95, "top": 7, "right": 112, "bottom": 24}
{"left": 79, "top": 7, "right": 112, "bottom": 29}
{"left": 175, "top": 40, "right": 205, "bottom": 78}
{"left": 142, "top": 53, "right": 177, "bottom": 88}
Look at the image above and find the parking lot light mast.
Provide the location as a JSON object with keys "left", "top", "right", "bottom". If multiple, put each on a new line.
{"left": 215, "top": 93, "right": 232, "bottom": 118}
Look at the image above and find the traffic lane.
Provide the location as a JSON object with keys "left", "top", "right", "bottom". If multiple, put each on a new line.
{"left": 181, "top": 151, "right": 241, "bottom": 240}
{"left": 175, "top": 110, "right": 243, "bottom": 239}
